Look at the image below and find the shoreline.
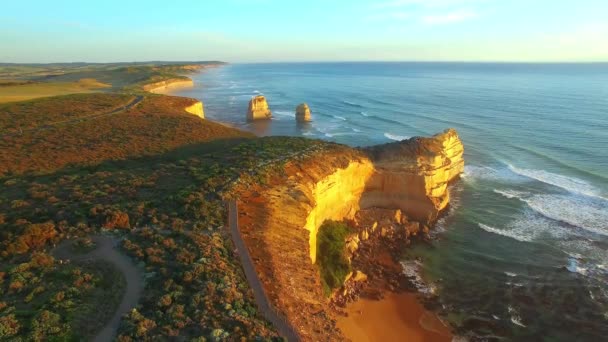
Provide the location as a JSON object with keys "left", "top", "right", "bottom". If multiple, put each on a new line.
{"left": 332, "top": 208, "right": 454, "bottom": 342}
{"left": 166, "top": 67, "right": 457, "bottom": 341}
{"left": 337, "top": 292, "right": 452, "bottom": 342}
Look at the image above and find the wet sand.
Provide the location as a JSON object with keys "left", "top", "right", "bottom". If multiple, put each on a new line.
{"left": 337, "top": 292, "right": 452, "bottom": 342}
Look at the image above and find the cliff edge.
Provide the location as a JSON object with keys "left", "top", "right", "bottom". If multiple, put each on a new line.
{"left": 232, "top": 129, "right": 464, "bottom": 341}
{"left": 143, "top": 78, "right": 194, "bottom": 93}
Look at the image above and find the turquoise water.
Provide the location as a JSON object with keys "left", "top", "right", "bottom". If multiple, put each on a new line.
{"left": 173, "top": 62, "right": 608, "bottom": 340}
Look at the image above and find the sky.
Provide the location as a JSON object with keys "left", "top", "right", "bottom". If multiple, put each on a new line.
{"left": 1, "top": 0, "right": 607, "bottom": 63}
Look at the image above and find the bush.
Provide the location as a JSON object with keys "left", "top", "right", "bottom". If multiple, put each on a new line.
{"left": 316, "top": 220, "right": 351, "bottom": 296}
{"left": 6, "top": 222, "right": 57, "bottom": 255}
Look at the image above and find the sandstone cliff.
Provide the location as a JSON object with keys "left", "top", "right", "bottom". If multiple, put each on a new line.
{"left": 184, "top": 101, "right": 205, "bottom": 119}
{"left": 362, "top": 128, "right": 464, "bottom": 222}
{"left": 143, "top": 78, "right": 194, "bottom": 93}
{"left": 247, "top": 95, "right": 272, "bottom": 121}
{"left": 233, "top": 129, "right": 464, "bottom": 341}
{"left": 296, "top": 103, "right": 312, "bottom": 122}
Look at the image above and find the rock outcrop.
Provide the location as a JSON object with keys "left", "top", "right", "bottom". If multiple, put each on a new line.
{"left": 184, "top": 101, "right": 205, "bottom": 119}
{"left": 296, "top": 103, "right": 312, "bottom": 122}
{"left": 233, "top": 129, "right": 464, "bottom": 341}
{"left": 247, "top": 96, "right": 272, "bottom": 121}
{"left": 143, "top": 78, "right": 194, "bottom": 93}
{"left": 362, "top": 128, "right": 464, "bottom": 222}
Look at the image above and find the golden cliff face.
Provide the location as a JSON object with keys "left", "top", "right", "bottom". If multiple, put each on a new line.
{"left": 234, "top": 130, "right": 464, "bottom": 340}
{"left": 247, "top": 95, "right": 272, "bottom": 121}
{"left": 184, "top": 101, "right": 205, "bottom": 119}
{"left": 143, "top": 78, "right": 194, "bottom": 93}
{"left": 304, "top": 160, "right": 374, "bottom": 263}
{"left": 362, "top": 128, "right": 464, "bottom": 222}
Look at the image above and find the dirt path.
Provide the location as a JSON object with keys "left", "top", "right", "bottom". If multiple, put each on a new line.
{"left": 227, "top": 201, "right": 300, "bottom": 342}
{"left": 53, "top": 235, "right": 144, "bottom": 342}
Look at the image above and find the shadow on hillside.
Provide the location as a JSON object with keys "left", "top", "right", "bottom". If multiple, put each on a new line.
{"left": 16, "top": 137, "right": 254, "bottom": 182}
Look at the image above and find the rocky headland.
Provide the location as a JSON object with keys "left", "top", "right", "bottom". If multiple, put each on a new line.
{"left": 231, "top": 129, "right": 464, "bottom": 341}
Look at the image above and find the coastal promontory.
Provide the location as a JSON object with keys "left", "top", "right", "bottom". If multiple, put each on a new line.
{"left": 231, "top": 129, "right": 464, "bottom": 340}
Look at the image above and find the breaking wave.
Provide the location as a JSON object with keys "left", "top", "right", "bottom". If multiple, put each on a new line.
{"left": 493, "top": 189, "right": 608, "bottom": 237}
{"left": 384, "top": 132, "right": 410, "bottom": 141}
{"left": 507, "top": 165, "right": 606, "bottom": 200}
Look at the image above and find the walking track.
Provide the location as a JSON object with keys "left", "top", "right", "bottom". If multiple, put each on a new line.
{"left": 53, "top": 235, "right": 144, "bottom": 342}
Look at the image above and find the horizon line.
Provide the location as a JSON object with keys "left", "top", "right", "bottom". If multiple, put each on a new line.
{"left": 2, "top": 60, "right": 608, "bottom": 65}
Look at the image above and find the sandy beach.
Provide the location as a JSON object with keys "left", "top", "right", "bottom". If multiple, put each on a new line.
{"left": 337, "top": 292, "right": 452, "bottom": 342}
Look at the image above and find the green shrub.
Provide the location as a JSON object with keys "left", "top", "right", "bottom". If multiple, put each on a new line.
{"left": 316, "top": 220, "right": 351, "bottom": 296}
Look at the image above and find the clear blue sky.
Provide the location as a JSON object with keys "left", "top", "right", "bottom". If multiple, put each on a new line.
{"left": 1, "top": 0, "right": 607, "bottom": 63}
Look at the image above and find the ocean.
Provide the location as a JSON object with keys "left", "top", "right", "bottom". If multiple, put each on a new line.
{"left": 171, "top": 62, "right": 608, "bottom": 340}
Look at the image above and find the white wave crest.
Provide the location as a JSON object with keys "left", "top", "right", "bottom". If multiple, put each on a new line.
{"left": 478, "top": 223, "right": 534, "bottom": 242}
{"left": 273, "top": 110, "right": 294, "bottom": 117}
{"left": 493, "top": 188, "right": 608, "bottom": 237}
{"left": 384, "top": 132, "right": 410, "bottom": 141}
{"left": 523, "top": 194, "right": 608, "bottom": 237}
{"left": 508, "top": 165, "right": 606, "bottom": 200}
{"left": 463, "top": 165, "right": 525, "bottom": 183}
{"left": 493, "top": 189, "right": 530, "bottom": 199}
{"left": 400, "top": 260, "right": 436, "bottom": 295}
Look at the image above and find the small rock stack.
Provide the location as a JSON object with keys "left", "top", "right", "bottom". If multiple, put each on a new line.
{"left": 295, "top": 103, "right": 312, "bottom": 122}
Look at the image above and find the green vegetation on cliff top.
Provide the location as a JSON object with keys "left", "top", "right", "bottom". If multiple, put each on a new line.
{"left": 0, "top": 88, "right": 333, "bottom": 339}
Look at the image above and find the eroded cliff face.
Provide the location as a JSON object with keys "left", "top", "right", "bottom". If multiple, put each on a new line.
{"left": 184, "top": 101, "right": 205, "bottom": 119}
{"left": 304, "top": 160, "right": 374, "bottom": 263}
{"left": 234, "top": 129, "right": 464, "bottom": 341}
{"left": 247, "top": 95, "right": 272, "bottom": 121}
{"left": 362, "top": 128, "right": 464, "bottom": 222}
{"left": 143, "top": 78, "right": 194, "bottom": 93}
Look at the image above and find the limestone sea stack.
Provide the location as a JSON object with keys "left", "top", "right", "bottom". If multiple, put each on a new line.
{"left": 247, "top": 95, "right": 272, "bottom": 121}
{"left": 295, "top": 103, "right": 312, "bottom": 122}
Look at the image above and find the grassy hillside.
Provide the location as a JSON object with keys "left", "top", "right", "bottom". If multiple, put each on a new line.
{"left": 0, "top": 93, "right": 252, "bottom": 177}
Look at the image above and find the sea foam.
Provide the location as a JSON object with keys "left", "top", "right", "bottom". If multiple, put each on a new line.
{"left": 384, "top": 132, "right": 410, "bottom": 141}
{"left": 507, "top": 165, "right": 606, "bottom": 200}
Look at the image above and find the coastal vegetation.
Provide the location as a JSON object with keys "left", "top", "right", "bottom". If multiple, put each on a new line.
{"left": 0, "top": 61, "right": 223, "bottom": 103}
{"left": 0, "top": 255, "right": 125, "bottom": 340}
{"left": 316, "top": 221, "right": 352, "bottom": 296}
{"left": 0, "top": 93, "right": 252, "bottom": 177}
{"left": 0, "top": 81, "right": 329, "bottom": 338}
{"left": 0, "top": 78, "right": 111, "bottom": 104}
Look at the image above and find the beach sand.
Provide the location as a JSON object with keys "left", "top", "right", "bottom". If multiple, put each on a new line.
{"left": 337, "top": 292, "right": 452, "bottom": 342}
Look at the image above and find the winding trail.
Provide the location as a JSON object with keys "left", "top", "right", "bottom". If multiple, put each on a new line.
{"left": 53, "top": 235, "right": 144, "bottom": 342}
{"left": 227, "top": 201, "right": 300, "bottom": 342}
{"left": 1, "top": 95, "right": 144, "bottom": 137}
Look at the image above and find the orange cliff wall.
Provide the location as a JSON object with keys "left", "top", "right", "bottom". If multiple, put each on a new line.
{"left": 143, "top": 78, "right": 194, "bottom": 93}
{"left": 361, "top": 128, "right": 464, "bottom": 223}
{"left": 184, "top": 101, "right": 205, "bottom": 119}
{"left": 233, "top": 129, "right": 464, "bottom": 340}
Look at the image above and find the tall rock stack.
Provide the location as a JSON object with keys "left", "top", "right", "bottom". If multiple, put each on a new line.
{"left": 247, "top": 95, "right": 272, "bottom": 121}
{"left": 295, "top": 103, "right": 312, "bottom": 122}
